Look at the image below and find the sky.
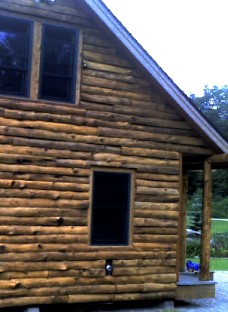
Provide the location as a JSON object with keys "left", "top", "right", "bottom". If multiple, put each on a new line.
{"left": 102, "top": 0, "right": 228, "bottom": 96}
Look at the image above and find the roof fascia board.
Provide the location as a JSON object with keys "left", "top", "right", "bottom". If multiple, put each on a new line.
{"left": 84, "top": 0, "right": 228, "bottom": 153}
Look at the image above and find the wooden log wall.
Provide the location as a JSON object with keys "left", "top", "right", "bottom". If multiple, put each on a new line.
{"left": 0, "top": 0, "right": 214, "bottom": 308}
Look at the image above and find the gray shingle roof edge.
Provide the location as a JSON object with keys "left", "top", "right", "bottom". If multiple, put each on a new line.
{"left": 84, "top": 0, "right": 228, "bottom": 154}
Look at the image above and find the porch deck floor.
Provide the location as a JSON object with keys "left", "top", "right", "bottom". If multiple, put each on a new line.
{"left": 178, "top": 272, "right": 215, "bottom": 286}
{"left": 176, "top": 272, "right": 216, "bottom": 300}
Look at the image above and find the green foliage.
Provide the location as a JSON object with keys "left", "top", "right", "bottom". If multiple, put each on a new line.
{"left": 187, "top": 169, "right": 228, "bottom": 219}
{"left": 190, "top": 85, "right": 228, "bottom": 140}
{"left": 212, "top": 169, "right": 228, "bottom": 200}
{"left": 186, "top": 240, "right": 201, "bottom": 258}
{"left": 212, "top": 197, "right": 228, "bottom": 219}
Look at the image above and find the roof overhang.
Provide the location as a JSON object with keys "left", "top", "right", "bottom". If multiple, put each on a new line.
{"left": 84, "top": 0, "right": 228, "bottom": 154}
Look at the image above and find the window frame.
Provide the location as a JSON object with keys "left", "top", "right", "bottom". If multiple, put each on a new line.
{"left": 39, "top": 23, "right": 80, "bottom": 103}
{"left": 0, "top": 15, "right": 33, "bottom": 97}
{"left": 89, "top": 168, "right": 134, "bottom": 247}
{"left": 0, "top": 14, "right": 82, "bottom": 105}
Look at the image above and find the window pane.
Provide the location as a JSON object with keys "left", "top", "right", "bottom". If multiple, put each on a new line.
{"left": 40, "top": 25, "right": 77, "bottom": 102}
{"left": 41, "top": 76, "right": 71, "bottom": 101}
{"left": 0, "top": 17, "right": 31, "bottom": 96}
{"left": 91, "top": 172, "right": 131, "bottom": 246}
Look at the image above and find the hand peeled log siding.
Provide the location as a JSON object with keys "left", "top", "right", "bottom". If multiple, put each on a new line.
{"left": 0, "top": 0, "right": 214, "bottom": 308}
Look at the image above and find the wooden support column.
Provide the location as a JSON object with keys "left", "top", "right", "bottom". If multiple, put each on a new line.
{"left": 178, "top": 170, "right": 188, "bottom": 273}
{"left": 200, "top": 160, "right": 212, "bottom": 281}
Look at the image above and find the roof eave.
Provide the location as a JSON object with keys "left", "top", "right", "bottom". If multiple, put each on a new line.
{"left": 84, "top": 0, "right": 228, "bottom": 154}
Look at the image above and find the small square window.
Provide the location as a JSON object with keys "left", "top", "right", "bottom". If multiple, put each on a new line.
{"left": 91, "top": 171, "right": 132, "bottom": 246}
{"left": 39, "top": 25, "right": 79, "bottom": 103}
{"left": 0, "top": 16, "right": 31, "bottom": 96}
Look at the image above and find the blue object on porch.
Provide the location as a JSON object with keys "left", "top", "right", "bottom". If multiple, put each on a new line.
{"left": 186, "top": 260, "right": 200, "bottom": 272}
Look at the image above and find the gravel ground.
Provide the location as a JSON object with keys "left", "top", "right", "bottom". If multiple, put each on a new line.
{"left": 175, "top": 271, "right": 228, "bottom": 311}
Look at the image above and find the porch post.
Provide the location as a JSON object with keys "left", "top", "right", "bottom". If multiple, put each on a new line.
{"left": 179, "top": 170, "right": 188, "bottom": 272}
{"left": 200, "top": 160, "right": 212, "bottom": 281}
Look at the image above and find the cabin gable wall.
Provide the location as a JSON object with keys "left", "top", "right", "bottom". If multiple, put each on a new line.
{"left": 0, "top": 0, "right": 214, "bottom": 308}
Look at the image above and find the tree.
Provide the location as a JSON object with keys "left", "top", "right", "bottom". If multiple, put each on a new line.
{"left": 190, "top": 85, "right": 228, "bottom": 140}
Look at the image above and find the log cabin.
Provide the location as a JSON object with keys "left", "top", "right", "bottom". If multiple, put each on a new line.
{"left": 0, "top": 0, "right": 227, "bottom": 309}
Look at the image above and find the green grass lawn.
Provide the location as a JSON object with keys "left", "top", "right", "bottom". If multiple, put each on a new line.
{"left": 187, "top": 219, "right": 228, "bottom": 271}
{"left": 211, "top": 219, "right": 228, "bottom": 234}
{"left": 188, "top": 258, "right": 228, "bottom": 271}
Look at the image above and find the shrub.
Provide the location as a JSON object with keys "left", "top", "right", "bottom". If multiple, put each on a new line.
{"left": 186, "top": 240, "right": 201, "bottom": 257}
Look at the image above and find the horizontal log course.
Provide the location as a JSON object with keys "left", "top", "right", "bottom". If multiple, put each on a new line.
{"left": 83, "top": 29, "right": 116, "bottom": 48}
{"left": 133, "top": 120, "right": 192, "bottom": 138}
{"left": 0, "top": 125, "right": 146, "bottom": 153}
{"left": 85, "top": 109, "right": 132, "bottom": 123}
{"left": 114, "top": 291, "right": 176, "bottom": 301}
{"left": 3, "top": 108, "right": 86, "bottom": 128}
{"left": 81, "top": 85, "right": 155, "bottom": 102}
{"left": 0, "top": 284, "right": 118, "bottom": 300}
{"left": 0, "top": 135, "right": 121, "bottom": 154}
{"left": 0, "top": 163, "right": 90, "bottom": 177}
{"left": 0, "top": 226, "right": 87, "bottom": 236}
{"left": 0, "top": 98, "right": 86, "bottom": 116}
{"left": 132, "top": 243, "right": 177, "bottom": 252}
{"left": 0, "top": 217, "right": 87, "bottom": 226}
{"left": 0, "top": 269, "right": 108, "bottom": 280}
{"left": 136, "top": 179, "right": 179, "bottom": 189}
{"left": 134, "top": 218, "right": 178, "bottom": 228}
{"left": 136, "top": 172, "right": 179, "bottom": 182}
{"left": 83, "top": 43, "right": 117, "bottom": 57}
{"left": 81, "top": 101, "right": 114, "bottom": 112}
{"left": 0, "top": 197, "right": 88, "bottom": 208}
{"left": 0, "top": 258, "right": 175, "bottom": 274}
{"left": 115, "top": 273, "right": 176, "bottom": 285}
{"left": 0, "top": 296, "right": 67, "bottom": 309}
{"left": 134, "top": 227, "right": 177, "bottom": 235}
{"left": 0, "top": 188, "right": 89, "bottom": 200}
{"left": 0, "top": 260, "right": 104, "bottom": 273}
{"left": 135, "top": 202, "right": 178, "bottom": 211}
{"left": 0, "top": 234, "right": 88, "bottom": 244}
{"left": 0, "top": 152, "right": 90, "bottom": 169}
{"left": 134, "top": 210, "right": 178, "bottom": 220}
{"left": 83, "top": 50, "right": 131, "bottom": 68}
{"left": 135, "top": 195, "right": 179, "bottom": 203}
{"left": 122, "top": 147, "right": 179, "bottom": 159}
{"left": 115, "top": 282, "right": 176, "bottom": 293}
{"left": 0, "top": 274, "right": 109, "bottom": 290}
{"left": 82, "top": 75, "right": 155, "bottom": 96}
{"left": 81, "top": 60, "right": 138, "bottom": 76}
{"left": 0, "top": 282, "right": 168, "bottom": 298}
{"left": 0, "top": 249, "right": 176, "bottom": 261}
{"left": 134, "top": 234, "right": 177, "bottom": 244}
{"left": 98, "top": 127, "right": 206, "bottom": 147}
{"left": 0, "top": 179, "right": 89, "bottom": 192}
{"left": 113, "top": 266, "right": 176, "bottom": 276}
{"left": 113, "top": 259, "right": 176, "bottom": 268}
{"left": 93, "top": 153, "right": 179, "bottom": 167}
{"left": 81, "top": 92, "right": 153, "bottom": 107}
{"left": 82, "top": 69, "right": 150, "bottom": 87}
{"left": 136, "top": 186, "right": 179, "bottom": 196}
{"left": 0, "top": 117, "right": 97, "bottom": 136}
{"left": 0, "top": 208, "right": 87, "bottom": 218}
{"left": 131, "top": 114, "right": 190, "bottom": 129}
{"left": 0, "top": 172, "right": 90, "bottom": 184}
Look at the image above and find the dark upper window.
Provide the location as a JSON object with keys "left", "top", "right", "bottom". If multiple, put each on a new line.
{"left": 91, "top": 171, "right": 131, "bottom": 246}
{"left": 0, "top": 16, "right": 31, "bottom": 96}
{"left": 39, "top": 25, "right": 78, "bottom": 103}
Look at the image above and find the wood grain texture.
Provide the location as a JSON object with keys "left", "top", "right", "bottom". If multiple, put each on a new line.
{"left": 0, "top": 0, "right": 215, "bottom": 307}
